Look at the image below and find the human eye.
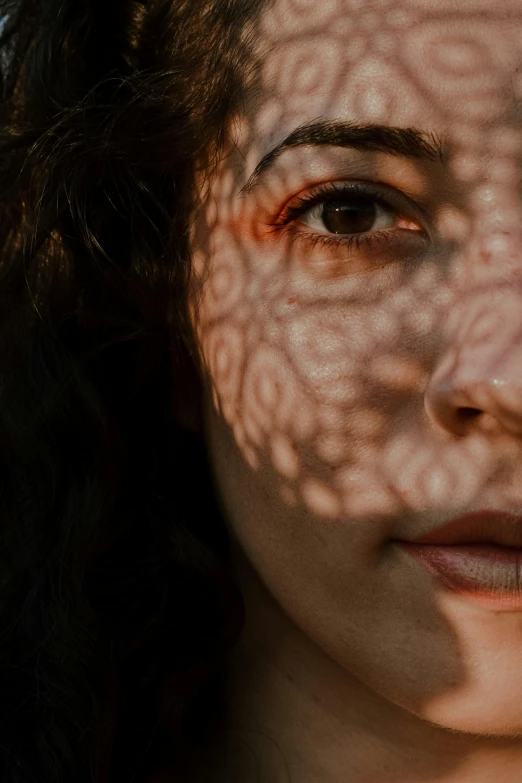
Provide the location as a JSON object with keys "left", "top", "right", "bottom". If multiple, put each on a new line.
{"left": 270, "top": 180, "right": 429, "bottom": 256}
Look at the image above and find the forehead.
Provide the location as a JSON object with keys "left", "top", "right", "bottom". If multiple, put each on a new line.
{"left": 241, "top": 0, "right": 522, "bottom": 156}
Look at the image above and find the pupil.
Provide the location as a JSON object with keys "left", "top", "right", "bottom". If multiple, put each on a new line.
{"left": 321, "top": 198, "right": 376, "bottom": 234}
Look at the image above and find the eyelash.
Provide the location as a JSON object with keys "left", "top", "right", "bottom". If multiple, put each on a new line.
{"left": 269, "top": 181, "right": 426, "bottom": 253}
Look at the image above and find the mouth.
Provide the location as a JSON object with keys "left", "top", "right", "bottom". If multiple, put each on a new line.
{"left": 394, "top": 511, "right": 522, "bottom": 611}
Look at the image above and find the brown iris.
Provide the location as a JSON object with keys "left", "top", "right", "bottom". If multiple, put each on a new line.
{"left": 321, "top": 197, "right": 377, "bottom": 234}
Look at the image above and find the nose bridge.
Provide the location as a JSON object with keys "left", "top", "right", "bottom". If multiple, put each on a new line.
{"left": 425, "top": 283, "right": 522, "bottom": 436}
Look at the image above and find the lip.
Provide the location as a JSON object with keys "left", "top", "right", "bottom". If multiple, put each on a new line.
{"left": 409, "top": 510, "right": 522, "bottom": 548}
{"left": 396, "top": 511, "right": 522, "bottom": 610}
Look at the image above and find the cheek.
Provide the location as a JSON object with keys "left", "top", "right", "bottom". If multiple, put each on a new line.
{"left": 191, "top": 222, "right": 440, "bottom": 520}
{"left": 204, "top": 396, "right": 465, "bottom": 722}
{"left": 192, "top": 224, "right": 508, "bottom": 731}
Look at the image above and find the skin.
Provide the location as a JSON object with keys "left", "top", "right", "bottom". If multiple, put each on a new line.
{"left": 187, "top": 0, "right": 522, "bottom": 780}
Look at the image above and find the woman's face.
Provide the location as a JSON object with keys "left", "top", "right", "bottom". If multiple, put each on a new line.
{"left": 189, "top": 0, "right": 522, "bottom": 736}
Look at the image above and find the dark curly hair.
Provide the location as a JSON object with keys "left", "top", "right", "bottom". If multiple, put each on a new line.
{"left": 0, "top": 1, "right": 264, "bottom": 780}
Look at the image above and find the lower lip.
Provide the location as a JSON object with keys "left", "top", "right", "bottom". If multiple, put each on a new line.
{"left": 397, "top": 542, "right": 522, "bottom": 610}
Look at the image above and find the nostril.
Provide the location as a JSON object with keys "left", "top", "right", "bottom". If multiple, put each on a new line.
{"left": 459, "top": 406, "right": 482, "bottom": 422}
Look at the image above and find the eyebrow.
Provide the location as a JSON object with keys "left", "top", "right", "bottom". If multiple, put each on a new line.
{"left": 241, "top": 119, "right": 445, "bottom": 195}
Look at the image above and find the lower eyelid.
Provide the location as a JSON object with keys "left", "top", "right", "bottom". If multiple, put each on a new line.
{"left": 286, "top": 226, "right": 432, "bottom": 265}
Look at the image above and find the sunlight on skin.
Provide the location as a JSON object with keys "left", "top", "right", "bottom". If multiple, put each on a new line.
{"left": 188, "top": 1, "right": 522, "bottom": 780}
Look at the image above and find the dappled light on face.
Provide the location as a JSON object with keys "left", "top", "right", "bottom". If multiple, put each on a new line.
{"left": 189, "top": 0, "right": 522, "bottom": 754}
{"left": 193, "top": 1, "right": 522, "bottom": 520}
{"left": 240, "top": 341, "right": 317, "bottom": 444}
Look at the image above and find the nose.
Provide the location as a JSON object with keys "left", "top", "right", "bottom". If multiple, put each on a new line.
{"left": 424, "top": 294, "right": 522, "bottom": 437}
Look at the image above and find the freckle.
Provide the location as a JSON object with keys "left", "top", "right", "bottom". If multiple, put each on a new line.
{"left": 396, "top": 486, "right": 411, "bottom": 503}
{"left": 287, "top": 297, "right": 297, "bottom": 305}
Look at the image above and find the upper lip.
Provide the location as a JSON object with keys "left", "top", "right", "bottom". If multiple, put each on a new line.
{"left": 407, "top": 511, "right": 522, "bottom": 548}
